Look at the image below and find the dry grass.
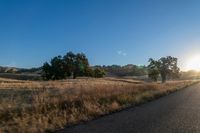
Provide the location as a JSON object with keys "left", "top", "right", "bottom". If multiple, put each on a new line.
{"left": 0, "top": 78, "right": 198, "bottom": 133}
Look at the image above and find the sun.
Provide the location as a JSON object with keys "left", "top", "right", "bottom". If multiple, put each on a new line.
{"left": 185, "top": 55, "right": 200, "bottom": 71}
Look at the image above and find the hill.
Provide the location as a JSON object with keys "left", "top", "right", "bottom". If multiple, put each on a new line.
{"left": 93, "top": 64, "right": 148, "bottom": 77}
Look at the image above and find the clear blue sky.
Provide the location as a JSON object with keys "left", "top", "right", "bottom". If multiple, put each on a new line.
{"left": 0, "top": 0, "right": 200, "bottom": 69}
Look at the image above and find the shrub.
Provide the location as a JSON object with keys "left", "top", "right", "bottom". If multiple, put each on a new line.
{"left": 94, "top": 68, "right": 105, "bottom": 78}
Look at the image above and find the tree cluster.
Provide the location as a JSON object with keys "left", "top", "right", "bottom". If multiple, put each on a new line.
{"left": 148, "top": 56, "right": 180, "bottom": 83}
{"left": 42, "top": 52, "right": 105, "bottom": 80}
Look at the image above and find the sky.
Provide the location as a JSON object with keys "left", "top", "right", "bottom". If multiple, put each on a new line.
{"left": 0, "top": 0, "right": 200, "bottom": 70}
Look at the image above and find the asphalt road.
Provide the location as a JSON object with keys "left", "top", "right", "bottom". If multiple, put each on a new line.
{"left": 57, "top": 83, "right": 200, "bottom": 133}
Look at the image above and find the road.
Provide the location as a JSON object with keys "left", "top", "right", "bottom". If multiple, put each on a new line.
{"left": 56, "top": 83, "right": 200, "bottom": 133}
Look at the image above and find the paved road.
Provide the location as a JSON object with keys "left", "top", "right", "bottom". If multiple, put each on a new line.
{"left": 57, "top": 83, "right": 200, "bottom": 133}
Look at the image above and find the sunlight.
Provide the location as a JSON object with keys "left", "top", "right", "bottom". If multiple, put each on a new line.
{"left": 185, "top": 55, "right": 200, "bottom": 71}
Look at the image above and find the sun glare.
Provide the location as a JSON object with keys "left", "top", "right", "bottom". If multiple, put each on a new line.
{"left": 185, "top": 55, "right": 200, "bottom": 71}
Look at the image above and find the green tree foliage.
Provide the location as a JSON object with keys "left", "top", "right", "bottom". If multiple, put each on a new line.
{"left": 94, "top": 68, "right": 105, "bottom": 78}
{"left": 63, "top": 52, "right": 91, "bottom": 79}
{"left": 85, "top": 67, "right": 95, "bottom": 77}
{"left": 42, "top": 56, "right": 66, "bottom": 80}
{"left": 73, "top": 53, "right": 90, "bottom": 79}
{"left": 50, "top": 56, "right": 66, "bottom": 80}
{"left": 42, "top": 51, "right": 96, "bottom": 80}
{"left": 159, "top": 56, "right": 180, "bottom": 83}
{"left": 63, "top": 51, "right": 76, "bottom": 77}
{"left": 42, "top": 62, "right": 52, "bottom": 80}
{"left": 148, "top": 58, "right": 160, "bottom": 81}
{"left": 148, "top": 56, "right": 180, "bottom": 83}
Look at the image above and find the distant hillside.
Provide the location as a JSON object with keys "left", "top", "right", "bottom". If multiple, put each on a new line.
{"left": 0, "top": 64, "right": 148, "bottom": 80}
{"left": 0, "top": 66, "right": 42, "bottom": 74}
{"left": 0, "top": 66, "right": 18, "bottom": 73}
{"left": 1, "top": 65, "right": 199, "bottom": 81}
{"left": 0, "top": 66, "right": 42, "bottom": 80}
{"left": 93, "top": 64, "right": 148, "bottom": 77}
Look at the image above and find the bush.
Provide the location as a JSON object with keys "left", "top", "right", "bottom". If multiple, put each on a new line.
{"left": 94, "top": 68, "right": 105, "bottom": 78}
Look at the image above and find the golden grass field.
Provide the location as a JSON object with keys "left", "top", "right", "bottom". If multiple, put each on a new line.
{"left": 0, "top": 77, "right": 198, "bottom": 133}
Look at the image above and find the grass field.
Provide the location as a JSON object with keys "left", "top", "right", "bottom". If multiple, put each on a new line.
{"left": 0, "top": 77, "right": 198, "bottom": 133}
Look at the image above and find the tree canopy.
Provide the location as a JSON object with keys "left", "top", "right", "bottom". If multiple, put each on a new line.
{"left": 148, "top": 56, "right": 180, "bottom": 83}
{"left": 42, "top": 51, "right": 104, "bottom": 80}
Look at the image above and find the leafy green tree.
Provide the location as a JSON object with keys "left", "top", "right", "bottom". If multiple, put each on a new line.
{"left": 148, "top": 56, "right": 180, "bottom": 83}
{"left": 63, "top": 51, "right": 76, "bottom": 77}
{"left": 159, "top": 56, "right": 180, "bottom": 83}
{"left": 94, "top": 68, "right": 106, "bottom": 78}
{"left": 42, "top": 56, "right": 66, "bottom": 80}
{"left": 50, "top": 56, "right": 66, "bottom": 80}
{"left": 42, "top": 51, "right": 93, "bottom": 80}
{"left": 85, "top": 67, "right": 95, "bottom": 77}
{"left": 148, "top": 58, "right": 160, "bottom": 82}
{"left": 42, "top": 62, "right": 52, "bottom": 80}
{"left": 148, "top": 69, "right": 160, "bottom": 82}
{"left": 63, "top": 52, "right": 91, "bottom": 79}
{"left": 73, "top": 53, "right": 90, "bottom": 79}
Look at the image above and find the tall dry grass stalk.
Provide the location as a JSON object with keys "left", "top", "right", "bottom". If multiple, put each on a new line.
{"left": 0, "top": 78, "right": 198, "bottom": 133}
